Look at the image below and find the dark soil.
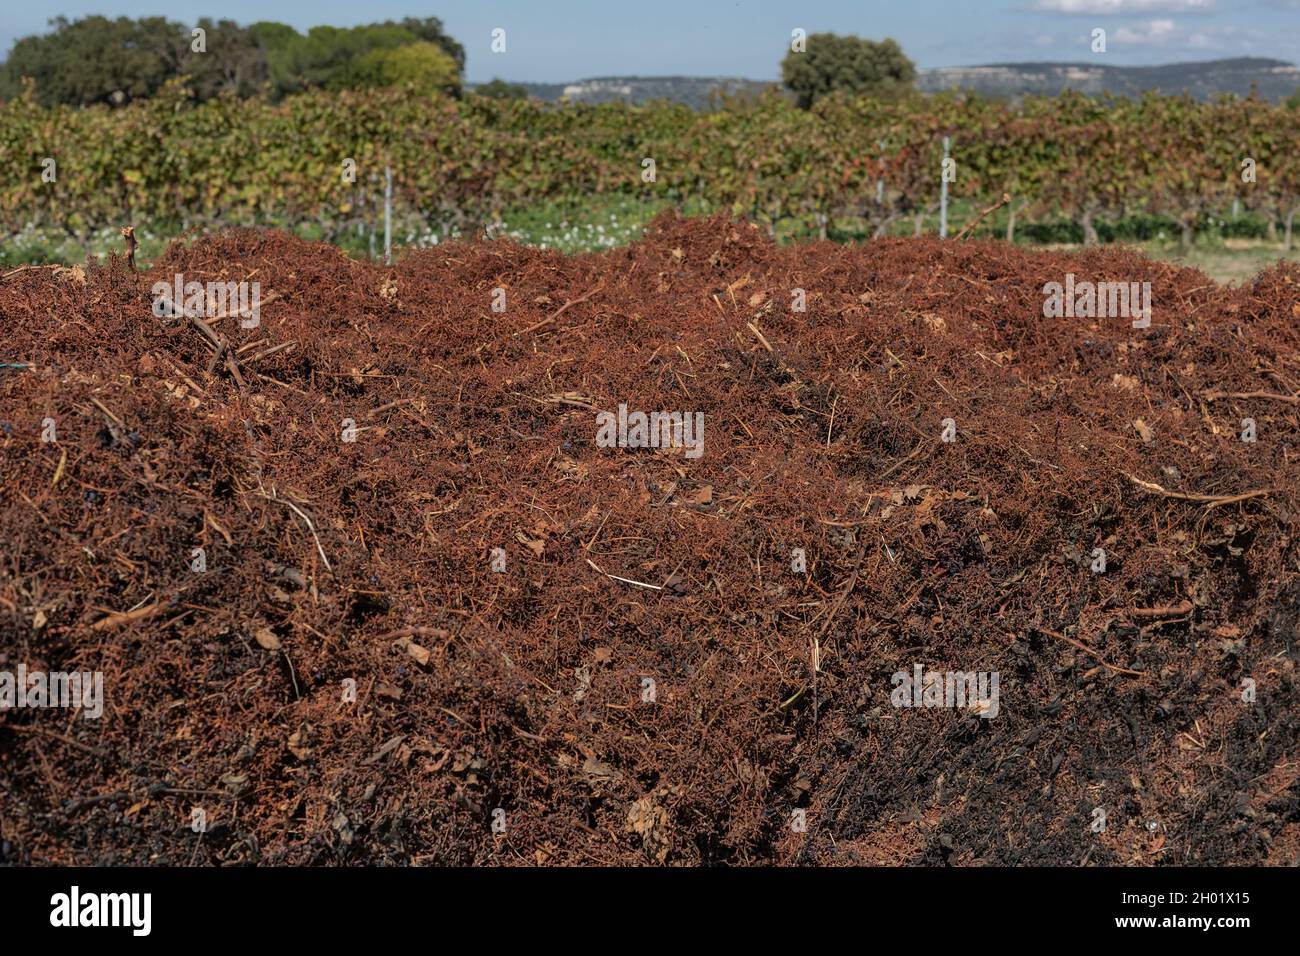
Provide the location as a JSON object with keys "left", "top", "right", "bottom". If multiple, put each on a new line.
{"left": 1, "top": 213, "right": 1297, "bottom": 865}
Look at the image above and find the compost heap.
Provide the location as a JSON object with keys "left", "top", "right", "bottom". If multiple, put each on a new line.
{"left": 1, "top": 213, "right": 1297, "bottom": 865}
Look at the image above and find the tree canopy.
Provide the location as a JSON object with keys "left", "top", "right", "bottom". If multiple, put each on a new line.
{"left": 1, "top": 16, "right": 188, "bottom": 106}
{"left": 350, "top": 43, "right": 461, "bottom": 97}
{"left": 781, "top": 34, "right": 916, "bottom": 108}
{"left": 0, "top": 15, "right": 465, "bottom": 105}
{"left": 476, "top": 78, "right": 530, "bottom": 100}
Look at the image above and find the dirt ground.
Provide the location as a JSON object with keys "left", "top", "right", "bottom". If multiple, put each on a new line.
{"left": 1, "top": 213, "right": 1297, "bottom": 865}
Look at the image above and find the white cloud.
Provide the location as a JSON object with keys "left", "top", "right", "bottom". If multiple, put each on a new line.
{"left": 1095, "top": 19, "right": 1286, "bottom": 51}
{"left": 1032, "top": 0, "right": 1215, "bottom": 13}
{"left": 1113, "top": 18, "right": 1178, "bottom": 43}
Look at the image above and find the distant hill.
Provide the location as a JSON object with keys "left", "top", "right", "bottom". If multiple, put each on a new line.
{"left": 483, "top": 76, "right": 776, "bottom": 108}
{"left": 917, "top": 57, "right": 1300, "bottom": 101}
{"left": 484, "top": 58, "right": 1299, "bottom": 107}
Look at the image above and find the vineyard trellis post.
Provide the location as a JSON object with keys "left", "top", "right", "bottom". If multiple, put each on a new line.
{"left": 368, "top": 179, "right": 376, "bottom": 261}
{"left": 940, "top": 136, "right": 950, "bottom": 239}
{"left": 876, "top": 141, "right": 884, "bottom": 205}
{"left": 384, "top": 166, "right": 393, "bottom": 265}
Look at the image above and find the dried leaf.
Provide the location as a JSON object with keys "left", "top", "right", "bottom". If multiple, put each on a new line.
{"left": 626, "top": 786, "right": 678, "bottom": 863}
{"left": 54, "top": 265, "right": 87, "bottom": 286}
{"left": 205, "top": 510, "right": 234, "bottom": 546}
{"left": 680, "top": 484, "right": 713, "bottom": 506}
{"left": 515, "top": 531, "right": 546, "bottom": 557}
{"left": 582, "top": 755, "right": 622, "bottom": 784}
{"left": 394, "top": 636, "right": 430, "bottom": 665}
{"left": 287, "top": 726, "right": 314, "bottom": 761}
{"left": 552, "top": 455, "right": 589, "bottom": 481}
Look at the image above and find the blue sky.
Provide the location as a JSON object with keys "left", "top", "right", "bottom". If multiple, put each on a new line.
{"left": 2, "top": 1, "right": 1297, "bottom": 82}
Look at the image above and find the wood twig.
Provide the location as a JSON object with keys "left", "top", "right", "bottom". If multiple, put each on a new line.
{"left": 1037, "top": 627, "right": 1146, "bottom": 677}
{"left": 63, "top": 790, "right": 131, "bottom": 813}
{"left": 2, "top": 265, "right": 60, "bottom": 281}
{"left": 515, "top": 280, "right": 605, "bottom": 337}
{"left": 207, "top": 290, "right": 280, "bottom": 323}
{"left": 91, "top": 599, "right": 165, "bottom": 631}
{"left": 258, "top": 489, "right": 332, "bottom": 572}
{"left": 1129, "top": 600, "right": 1194, "bottom": 620}
{"left": 365, "top": 397, "right": 420, "bottom": 419}
{"left": 373, "top": 625, "right": 452, "bottom": 641}
{"left": 585, "top": 558, "right": 663, "bottom": 591}
{"left": 5, "top": 723, "right": 106, "bottom": 756}
{"left": 954, "top": 193, "right": 1011, "bottom": 241}
{"left": 187, "top": 313, "right": 247, "bottom": 389}
{"left": 818, "top": 538, "right": 869, "bottom": 638}
{"left": 1125, "top": 473, "right": 1273, "bottom": 509}
{"left": 1202, "top": 390, "right": 1300, "bottom": 405}
{"left": 121, "top": 226, "right": 138, "bottom": 271}
{"left": 240, "top": 339, "right": 296, "bottom": 365}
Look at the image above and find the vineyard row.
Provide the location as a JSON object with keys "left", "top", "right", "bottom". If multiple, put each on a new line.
{"left": 3, "top": 80, "right": 1298, "bottom": 245}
